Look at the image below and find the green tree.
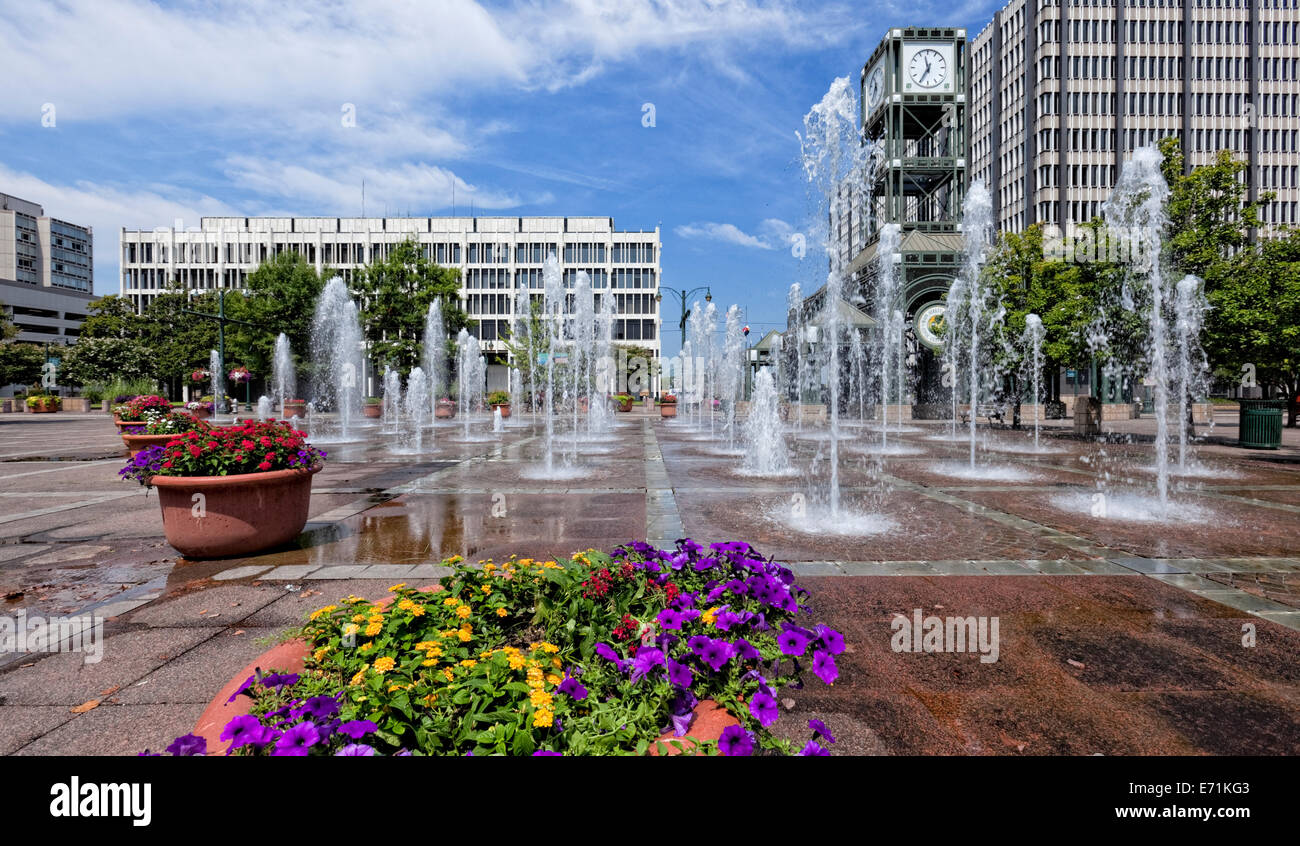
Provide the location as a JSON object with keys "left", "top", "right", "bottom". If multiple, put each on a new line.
{"left": 351, "top": 239, "right": 470, "bottom": 372}
{"left": 79, "top": 295, "right": 144, "bottom": 339}
{"left": 0, "top": 342, "right": 46, "bottom": 387}
{"left": 61, "top": 337, "right": 156, "bottom": 386}
{"left": 226, "top": 252, "right": 327, "bottom": 381}
{"left": 138, "top": 288, "right": 222, "bottom": 399}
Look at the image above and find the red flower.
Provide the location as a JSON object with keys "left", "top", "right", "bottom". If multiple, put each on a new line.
{"left": 257, "top": 461, "right": 272, "bottom": 471}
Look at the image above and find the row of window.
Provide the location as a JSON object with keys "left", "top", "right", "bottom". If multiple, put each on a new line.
{"left": 465, "top": 292, "right": 659, "bottom": 316}
{"left": 123, "top": 239, "right": 658, "bottom": 267}
{"left": 467, "top": 318, "right": 658, "bottom": 343}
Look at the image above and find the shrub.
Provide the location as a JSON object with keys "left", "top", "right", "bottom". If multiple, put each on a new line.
{"left": 487, "top": 390, "right": 510, "bottom": 406}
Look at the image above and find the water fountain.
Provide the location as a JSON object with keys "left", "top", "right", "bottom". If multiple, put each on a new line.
{"left": 310, "top": 277, "right": 365, "bottom": 441}
{"left": 381, "top": 367, "right": 402, "bottom": 434}
{"left": 741, "top": 369, "right": 793, "bottom": 476}
{"left": 589, "top": 290, "right": 618, "bottom": 435}
{"left": 1022, "top": 313, "right": 1045, "bottom": 451}
{"left": 455, "top": 329, "right": 486, "bottom": 441}
{"left": 785, "top": 75, "right": 893, "bottom": 534}
{"left": 271, "top": 333, "right": 296, "bottom": 415}
{"left": 721, "top": 305, "right": 745, "bottom": 450}
{"left": 941, "top": 277, "right": 968, "bottom": 440}
{"left": 422, "top": 299, "right": 448, "bottom": 415}
{"left": 400, "top": 367, "right": 430, "bottom": 453}
{"left": 569, "top": 271, "right": 594, "bottom": 455}
{"left": 1173, "top": 275, "right": 1209, "bottom": 472}
{"left": 873, "top": 223, "right": 901, "bottom": 448}
{"left": 787, "top": 283, "right": 803, "bottom": 430}
{"left": 209, "top": 350, "right": 227, "bottom": 415}
{"left": 256, "top": 395, "right": 272, "bottom": 421}
{"left": 960, "top": 182, "right": 995, "bottom": 468}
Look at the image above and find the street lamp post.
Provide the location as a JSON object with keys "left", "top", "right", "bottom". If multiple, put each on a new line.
{"left": 655, "top": 285, "right": 712, "bottom": 345}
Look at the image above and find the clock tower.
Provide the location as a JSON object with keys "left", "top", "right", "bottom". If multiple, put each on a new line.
{"left": 851, "top": 26, "right": 969, "bottom": 415}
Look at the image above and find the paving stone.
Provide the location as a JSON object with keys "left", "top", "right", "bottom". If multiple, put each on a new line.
{"left": 116, "top": 627, "right": 287, "bottom": 705}
{"left": 12, "top": 703, "right": 208, "bottom": 756}
{"left": 125, "top": 584, "right": 284, "bottom": 628}
{"left": 260, "top": 565, "right": 322, "bottom": 580}
{"left": 1107, "top": 558, "right": 1189, "bottom": 575}
{"left": 0, "top": 627, "right": 220, "bottom": 706}
{"left": 0, "top": 705, "right": 77, "bottom": 755}
{"left": 212, "top": 565, "right": 272, "bottom": 581}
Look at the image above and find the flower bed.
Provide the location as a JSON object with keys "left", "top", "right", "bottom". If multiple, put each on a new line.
{"left": 154, "top": 539, "right": 841, "bottom": 756}
{"left": 114, "top": 394, "right": 172, "bottom": 424}
{"left": 120, "top": 411, "right": 210, "bottom": 456}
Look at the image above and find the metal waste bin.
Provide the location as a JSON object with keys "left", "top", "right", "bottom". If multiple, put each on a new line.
{"left": 1238, "top": 399, "right": 1284, "bottom": 449}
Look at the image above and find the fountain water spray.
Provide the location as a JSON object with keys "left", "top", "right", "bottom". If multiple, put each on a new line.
{"left": 422, "top": 299, "right": 448, "bottom": 416}
{"left": 873, "top": 224, "right": 902, "bottom": 448}
{"left": 1105, "top": 146, "right": 1172, "bottom": 508}
{"left": 741, "top": 369, "right": 792, "bottom": 475}
{"left": 1022, "top": 313, "right": 1045, "bottom": 451}
{"left": 209, "top": 350, "right": 226, "bottom": 415}
{"left": 787, "top": 283, "right": 803, "bottom": 430}
{"left": 256, "top": 395, "right": 272, "bottom": 421}
{"left": 381, "top": 366, "right": 402, "bottom": 434}
{"left": 959, "top": 182, "right": 994, "bottom": 467}
{"left": 271, "top": 333, "right": 296, "bottom": 415}
{"left": 1173, "top": 275, "right": 1209, "bottom": 471}
{"left": 455, "top": 329, "right": 485, "bottom": 441}
{"left": 402, "top": 367, "right": 430, "bottom": 453}
{"left": 721, "top": 305, "right": 745, "bottom": 449}
{"left": 310, "top": 277, "right": 365, "bottom": 441}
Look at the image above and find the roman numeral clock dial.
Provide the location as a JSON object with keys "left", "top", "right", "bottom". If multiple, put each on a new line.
{"left": 908, "top": 48, "right": 947, "bottom": 89}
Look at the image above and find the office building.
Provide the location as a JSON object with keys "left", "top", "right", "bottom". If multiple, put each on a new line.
{"left": 0, "top": 192, "right": 95, "bottom": 345}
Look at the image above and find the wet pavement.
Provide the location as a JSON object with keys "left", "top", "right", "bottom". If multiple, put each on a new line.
{"left": 1, "top": 407, "right": 1299, "bottom": 755}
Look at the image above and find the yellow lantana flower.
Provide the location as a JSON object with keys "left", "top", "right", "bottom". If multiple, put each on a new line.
{"left": 456, "top": 605, "right": 472, "bottom": 620}
{"left": 349, "top": 665, "right": 369, "bottom": 686}
{"left": 496, "top": 608, "right": 508, "bottom": 618}
{"left": 388, "top": 583, "right": 407, "bottom": 592}
{"left": 365, "top": 622, "right": 383, "bottom": 637}
{"left": 373, "top": 656, "right": 396, "bottom": 673}
{"left": 309, "top": 605, "right": 337, "bottom": 621}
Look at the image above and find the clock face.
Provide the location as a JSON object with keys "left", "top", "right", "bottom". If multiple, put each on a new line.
{"left": 866, "top": 66, "right": 885, "bottom": 110}
{"left": 915, "top": 302, "right": 946, "bottom": 350}
{"left": 908, "top": 48, "right": 948, "bottom": 89}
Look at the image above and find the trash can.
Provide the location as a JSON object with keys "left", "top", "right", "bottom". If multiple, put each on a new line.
{"left": 1238, "top": 399, "right": 1284, "bottom": 449}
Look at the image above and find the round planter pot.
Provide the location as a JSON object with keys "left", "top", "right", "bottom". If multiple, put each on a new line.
{"left": 28, "top": 403, "right": 60, "bottom": 413}
{"left": 660, "top": 404, "right": 678, "bottom": 418}
{"left": 616, "top": 399, "right": 633, "bottom": 413}
{"left": 282, "top": 401, "right": 307, "bottom": 420}
{"left": 362, "top": 404, "right": 382, "bottom": 418}
{"left": 490, "top": 403, "right": 511, "bottom": 419}
{"left": 186, "top": 408, "right": 213, "bottom": 420}
{"left": 150, "top": 465, "right": 320, "bottom": 558}
{"left": 435, "top": 402, "right": 456, "bottom": 419}
{"left": 121, "top": 432, "right": 179, "bottom": 457}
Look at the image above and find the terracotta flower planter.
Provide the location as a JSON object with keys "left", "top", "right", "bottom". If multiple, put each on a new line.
{"left": 615, "top": 398, "right": 633, "bottom": 413}
{"left": 194, "top": 595, "right": 739, "bottom": 758}
{"left": 121, "top": 432, "right": 179, "bottom": 457}
{"left": 282, "top": 400, "right": 307, "bottom": 420}
{"left": 435, "top": 400, "right": 456, "bottom": 419}
{"left": 491, "top": 403, "right": 511, "bottom": 419}
{"left": 149, "top": 465, "right": 320, "bottom": 558}
{"left": 660, "top": 403, "right": 678, "bottom": 418}
{"left": 27, "top": 399, "right": 61, "bottom": 413}
{"left": 362, "top": 404, "right": 382, "bottom": 418}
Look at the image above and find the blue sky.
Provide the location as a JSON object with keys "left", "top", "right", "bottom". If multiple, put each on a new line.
{"left": 0, "top": 0, "right": 1003, "bottom": 354}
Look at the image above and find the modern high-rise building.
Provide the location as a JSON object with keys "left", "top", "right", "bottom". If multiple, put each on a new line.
{"left": 0, "top": 192, "right": 95, "bottom": 345}
{"left": 118, "top": 215, "right": 663, "bottom": 364}
{"left": 971, "top": 0, "right": 1300, "bottom": 235}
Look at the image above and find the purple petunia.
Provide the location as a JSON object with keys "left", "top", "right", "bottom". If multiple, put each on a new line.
{"left": 272, "top": 722, "right": 320, "bottom": 756}
{"left": 808, "top": 718, "right": 836, "bottom": 744}
{"left": 699, "top": 638, "right": 735, "bottom": 672}
{"left": 798, "top": 740, "right": 830, "bottom": 756}
{"left": 301, "top": 695, "right": 340, "bottom": 720}
{"left": 558, "top": 675, "right": 588, "bottom": 701}
{"left": 816, "top": 624, "right": 846, "bottom": 655}
{"left": 165, "top": 733, "right": 207, "bottom": 757}
{"left": 734, "top": 638, "right": 762, "bottom": 661}
{"left": 220, "top": 714, "right": 275, "bottom": 752}
{"left": 777, "top": 627, "right": 810, "bottom": 657}
{"left": 687, "top": 635, "right": 711, "bottom": 656}
{"left": 259, "top": 672, "right": 300, "bottom": 689}
{"left": 718, "top": 724, "right": 754, "bottom": 756}
{"left": 336, "top": 719, "right": 378, "bottom": 740}
{"left": 630, "top": 647, "right": 665, "bottom": 683}
{"left": 595, "top": 642, "right": 619, "bottom": 663}
{"left": 227, "top": 674, "right": 257, "bottom": 703}
{"left": 666, "top": 658, "right": 693, "bottom": 688}
{"left": 812, "top": 650, "right": 838, "bottom": 685}
{"left": 656, "top": 608, "right": 684, "bottom": 630}
{"left": 335, "top": 743, "right": 377, "bottom": 756}
{"left": 748, "top": 690, "right": 780, "bottom": 728}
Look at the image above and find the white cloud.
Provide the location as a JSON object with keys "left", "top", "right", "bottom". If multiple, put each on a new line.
{"left": 223, "top": 155, "right": 550, "bottom": 214}
{"left": 675, "top": 218, "right": 798, "bottom": 250}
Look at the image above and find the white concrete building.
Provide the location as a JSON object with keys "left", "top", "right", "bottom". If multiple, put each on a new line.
{"left": 118, "top": 215, "right": 662, "bottom": 363}
{"left": 971, "top": 0, "right": 1300, "bottom": 235}
{"left": 0, "top": 192, "right": 95, "bottom": 346}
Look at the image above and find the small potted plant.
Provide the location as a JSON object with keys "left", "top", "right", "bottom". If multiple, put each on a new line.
{"left": 186, "top": 399, "right": 216, "bottom": 420}
{"left": 435, "top": 397, "right": 456, "bottom": 419}
{"left": 487, "top": 390, "right": 511, "bottom": 418}
{"left": 658, "top": 394, "right": 678, "bottom": 418}
{"left": 613, "top": 393, "right": 634, "bottom": 412}
{"left": 282, "top": 398, "right": 307, "bottom": 419}
{"left": 362, "top": 397, "right": 383, "bottom": 418}
{"left": 114, "top": 395, "right": 172, "bottom": 430}
{"left": 26, "top": 393, "right": 62, "bottom": 413}
{"left": 189, "top": 368, "right": 210, "bottom": 386}
{"left": 120, "top": 411, "right": 210, "bottom": 456}
{"left": 120, "top": 420, "right": 327, "bottom": 558}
